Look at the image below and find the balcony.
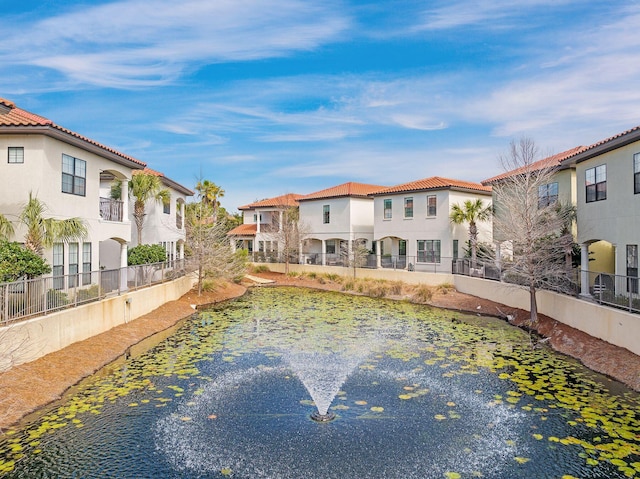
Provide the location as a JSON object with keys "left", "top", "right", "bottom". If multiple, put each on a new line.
{"left": 100, "top": 197, "right": 124, "bottom": 222}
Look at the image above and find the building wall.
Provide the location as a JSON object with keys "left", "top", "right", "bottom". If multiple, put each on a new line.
{"left": 299, "top": 197, "right": 353, "bottom": 241}
{"left": 0, "top": 133, "right": 136, "bottom": 274}
{"left": 575, "top": 141, "right": 640, "bottom": 276}
{"left": 373, "top": 190, "right": 492, "bottom": 261}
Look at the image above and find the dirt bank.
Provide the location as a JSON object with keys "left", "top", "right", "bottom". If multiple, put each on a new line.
{"left": 0, "top": 273, "right": 638, "bottom": 430}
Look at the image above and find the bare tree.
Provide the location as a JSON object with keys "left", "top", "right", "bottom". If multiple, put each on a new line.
{"left": 266, "top": 207, "right": 309, "bottom": 274}
{"left": 343, "top": 239, "right": 370, "bottom": 278}
{"left": 492, "top": 138, "right": 574, "bottom": 325}
{"left": 185, "top": 201, "right": 247, "bottom": 295}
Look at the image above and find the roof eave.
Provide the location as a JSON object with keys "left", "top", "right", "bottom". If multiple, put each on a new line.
{"left": 0, "top": 124, "right": 146, "bottom": 170}
{"left": 563, "top": 129, "right": 640, "bottom": 165}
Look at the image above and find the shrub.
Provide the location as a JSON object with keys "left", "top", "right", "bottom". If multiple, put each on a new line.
{"left": 47, "top": 289, "right": 69, "bottom": 309}
{"left": 324, "top": 273, "right": 339, "bottom": 282}
{"left": 411, "top": 284, "right": 433, "bottom": 303}
{"left": 127, "top": 244, "right": 167, "bottom": 266}
{"left": 307, "top": 272, "right": 317, "bottom": 279}
{"left": 342, "top": 278, "right": 355, "bottom": 291}
{"left": 389, "top": 280, "right": 404, "bottom": 295}
{"left": 437, "top": 283, "right": 455, "bottom": 294}
{"left": 77, "top": 285, "right": 100, "bottom": 302}
{"left": 250, "top": 265, "right": 270, "bottom": 273}
{"left": 201, "top": 279, "right": 217, "bottom": 292}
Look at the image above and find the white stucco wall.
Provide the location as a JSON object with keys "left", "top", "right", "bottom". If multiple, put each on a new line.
{"left": 0, "top": 133, "right": 138, "bottom": 274}
{"left": 373, "top": 189, "right": 492, "bottom": 262}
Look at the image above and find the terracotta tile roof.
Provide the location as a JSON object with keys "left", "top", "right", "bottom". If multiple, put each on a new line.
{"left": 561, "top": 125, "right": 640, "bottom": 163}
{"left": 238, "top": 193, "right": 303, "bottom": 210}
{"left": 482, "top": 146, "right": 584, "bottom": 185}
{"left": 131, "top": 167, "right": 194, "bottom": 196}
{"left": 299, "top": 182, "right": 387, "bottom": 201}
{"left": 373, "top": 176, "right": 491, "bottom": 195}
{"left": 227, "top": 223, "right": 257, "bottom": 236}
{"left": 0, "top": 97, "right": 146, "bottom": 167}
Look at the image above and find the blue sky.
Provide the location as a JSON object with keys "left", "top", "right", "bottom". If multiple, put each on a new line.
{"left": 2, "top": 0, "right": 639, "bottom": 211}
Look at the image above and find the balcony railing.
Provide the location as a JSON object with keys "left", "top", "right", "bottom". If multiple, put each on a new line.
{"left": 0, "top": 259, "right": 196, "bottom": 325}
{"left": 99, "top": 197, "right": 124, "bottom": 222}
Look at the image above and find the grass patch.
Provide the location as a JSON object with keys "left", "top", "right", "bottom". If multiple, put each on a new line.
{"left": 250, "top": 265, "right": 270, "bottom": 273}
{"left": 410, "top": 284, "right": 434, "bottom": 303}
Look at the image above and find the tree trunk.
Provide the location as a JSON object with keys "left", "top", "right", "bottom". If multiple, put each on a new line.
{"left": 529, "top": 284, "right": 538, "bottom": 326}
{"left": 469, "top": 221, "right": 478, "bottom": 268}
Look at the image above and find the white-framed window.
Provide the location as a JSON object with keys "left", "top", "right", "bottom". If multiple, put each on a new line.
{"left": 163, "top": 201, "right": 170, "bottom": 214}
{"left": 417, "top": 240, "right": 441, "bottom": 263}
{"left": 62, "top": 154, "right": 86, "bottom": 196}
{"left": 426, "top": 195, "right": 437, "bottom": 217}
{"left": 323, "top": 205, "right": 330, "bottom": 224}
{"left": 404, "top": 197, "right": 413, "bottom": 218}
{"left": 53, "top": 243, "right": 64, "bottom": 290}
{"left": 383, "top": 199, "right": 392, "bottom": 219}
{"left": 258, "top": 241, "right": 265, "bottom": 252}
{"left": 82, "top": 242, "right": 92, "bottom": 286}
{"left": 326, "top": 239, "right": 336, "bottom": 254}
{"left": 585, "top": 164, "right": 606, "bottom": 202}
{"left": 538, "top": 182, "right": 559, "bottom": 208}
{"left": 8, "top": 147, "right": 24, "bottom": 164}
{"left": 253, "top": 213, "right": 257, "bottom": 223}
{"left": 68, "top": 243, "right": 79, "bottom": 288}
{"left": 634, "top": 153, "right": 640, "bottom": 194}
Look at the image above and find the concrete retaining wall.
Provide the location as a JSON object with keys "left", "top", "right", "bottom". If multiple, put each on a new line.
{"left": 259, "top": 263, "right": 640, "bottom": 357}
{"left": 0, "top": 275, "right": 196, "bottom": 369}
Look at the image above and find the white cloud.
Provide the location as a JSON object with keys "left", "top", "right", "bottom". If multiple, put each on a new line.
{"left": 1, "top": 0, "right": 350, "bottom": 88}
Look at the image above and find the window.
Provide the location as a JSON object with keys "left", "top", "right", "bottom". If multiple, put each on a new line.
{"left": 8, "top": 147, "right": 23, "bottom": 163}
{"left": 453, "top": 239, "right": 459, "bottom": 261}
{"left": 62, "top": 154, "right": 86, "bottom": 196}
{"left": 634, "top": 153, "right": 640, "bottom": 194}
{"left": 258, "top": 241, "right": 265, "bottom": 252}
{"left": 82, "top": 243, "right": 92, "bottom": 286}
{"left": 326, "top": 239, "right": 336, "bottom": 255}
{"left": 585, "top": 165, "right": 606, "bottom": 202}
{"left": 253, "top": 214, "right": 257, "bottom": 223}
{"left": 53, "top": 243, "right": 64, "bottom": 290}
{"left": 399, "top": 240, "right": 406, "bottom": 256}
{"left": 163, "top": 201, "right": 170, "bottom": 214}
{"left": 323, "top": 205, "right": 330, "bottom": 224}
{"left": 417, "top": 240, "right": 441, "bottom": 263}
{"left": 383, "top": 199, "right": 392, "bottom": 219}
{"left": 68, "top": 243, "right": 79, "bottom": 288}
{"left": 627, "top": 245, "right": 638, "bottom": 294}
{"left": 427, "top": 195, "right": 437, "bottom": 217}
{"left": 538, "top": 182, "right": 559, "bottom": 208}
{"left": 404, "top": 197, "right": 413, "bottom": 218}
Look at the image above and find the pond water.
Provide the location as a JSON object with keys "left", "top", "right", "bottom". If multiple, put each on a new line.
{"left": 1, "top": 287, "right": 639, "bottom": 478}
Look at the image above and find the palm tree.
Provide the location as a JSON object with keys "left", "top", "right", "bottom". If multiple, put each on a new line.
{"left": 129, "top": 172, "right": 170, "bottom": 244}
{"left": 19, "top": 192, "right": 88, "bottom": 256}
{"left": 449, "top": 199, "right": 492, "bottom": 268}
{"left": 0, "top": 213, "right": 14, "bottom": 241}
{"left": 195, "top": 180, "right": 225, "bottom": 222}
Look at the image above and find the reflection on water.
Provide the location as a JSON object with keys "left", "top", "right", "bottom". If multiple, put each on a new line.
{"left": 1, "top": 287, "right": 639, "bottom": 479}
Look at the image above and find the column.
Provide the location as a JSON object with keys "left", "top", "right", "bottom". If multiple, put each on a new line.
{"left": 580, "top": 243, "right": 590, "bottom": 297}
{"left": 321, "top": 239, "right": 326, "bottom": 266}
{"left": 119, "top": 242, "right": 128, "bottom": 293}
{"left": 120, "top": 178, "right": 129, "bottom": 221}
{"left": 376, "top": 242, "right": 381, "bottom": 269}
